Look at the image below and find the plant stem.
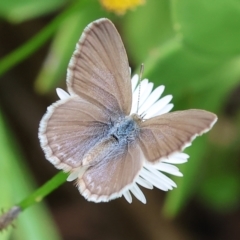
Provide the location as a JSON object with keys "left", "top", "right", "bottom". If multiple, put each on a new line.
{"left": 18, "top": 172, "right": 68, "bottom": 210}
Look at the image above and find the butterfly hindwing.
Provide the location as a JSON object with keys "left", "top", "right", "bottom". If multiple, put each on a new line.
{"left": 77, "top": 140, "right": 143, "bottom": 202}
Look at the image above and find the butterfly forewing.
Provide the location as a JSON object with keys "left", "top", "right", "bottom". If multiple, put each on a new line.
{"left": 67, "top": 18, "right": 132, "bottom": 116}
{"left": 39, "top": 97, "right": 110, "bottom": 171}
{"left": 139, "top": 109, "right": 217, "bottom": 162}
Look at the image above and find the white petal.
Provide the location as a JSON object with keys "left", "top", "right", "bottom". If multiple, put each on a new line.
{"left": 144, "top": 95, "right": 173, "bottom": 118}
{"left": 123, "top": 190, "right": 132, "bottom": 203}
{"left": 144, "top": 164, "right": 177, "bottom": 188}
{"left": 154, "top": 162, "right": 183, "bottom": 176}
{"left": 162, "top": 152, "right": 189, "bottom": 164}
{"left": 67, "top": 166, "right": 87, "bottom": 181}
{"left": 130, "top": 184, "right": 146, "bottom": 204}
{"left": 152, "top": 103, "right": 174, "bottom": 117}
{"left": 140, "top": 168, "right": 169, "bottom": 191}
{"left": 138, "top": 85, "right": 165, "bottom": 115}
{"left": 67, "top": 172, "right": 79, "bottom": 182}
{"left": 133, "top": 79, "right": 149, "bottom": 95}
{"left": 172, "top": 152, "right": 189, "bottom": 159}
{"left": 56, "top": 88, "right": 70, "bottom": 100}
{"left": 131, "top": 74, "right": 139, "bottom": 91}
{"left": 138, "top": 82, "right": 153, "bottom": 109}
{"left": 131, "top": 79, "right": 149, "bottom": 113}
{"left": 136, "top": 176, "right": 153, "bottom": 189}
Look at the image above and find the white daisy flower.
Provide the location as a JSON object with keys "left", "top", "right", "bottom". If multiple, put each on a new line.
{"left": 58, "top": 74, "right": 189, "bottom": 204}
{"left": 122, "top": 74, "right": 189, "bottom": 204}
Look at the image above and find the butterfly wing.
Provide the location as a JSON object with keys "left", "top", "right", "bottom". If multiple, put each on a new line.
{"left": 67, "top": 18, "right": 132, "bottom": 117}
{"left": 77, "top": 140, "right": 143, "bottom": 202}
{"left": 39, "top": 18, "right": 132, "bottom": 172}
{"left": 138, "top": 109, "right": 217, "bottom": 162}
{"left": 39, "top": 97, "right": 111, "bottom": 172}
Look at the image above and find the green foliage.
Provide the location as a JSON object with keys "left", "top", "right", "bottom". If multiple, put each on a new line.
{"left": 122, "top": 0, "right": 240, "bottom": 217}
{"left": 0, "top": 110, "right": 61, "bottom": 240}
{"left": 172, "top": 0, "right": 240, "bottom": 56}
{"left": 0, "top": 0, "right": 67, "bottom": 23}
{"left": 35, "top": 0, "right": 106, "bottom": 93}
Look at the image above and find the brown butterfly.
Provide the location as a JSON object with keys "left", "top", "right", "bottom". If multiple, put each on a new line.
{"left": 39, "top": 18, "right": 217, "bottom": 203}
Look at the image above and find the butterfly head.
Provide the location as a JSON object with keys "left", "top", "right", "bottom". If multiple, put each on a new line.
{"left": 131, "top": 113, "right": 143, "bottom": 125}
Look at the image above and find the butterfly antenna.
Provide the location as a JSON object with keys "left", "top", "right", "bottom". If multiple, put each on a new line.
{"left": 137, "top": 63, "right": 144, "bottom": 114}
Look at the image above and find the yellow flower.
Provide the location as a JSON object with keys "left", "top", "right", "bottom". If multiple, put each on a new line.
{"left": 100, "top": 0, "right": 145, "bottom": 15}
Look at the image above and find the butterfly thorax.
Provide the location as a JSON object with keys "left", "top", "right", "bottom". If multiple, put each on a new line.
{"left": 108, "top": 114, "right": 141, "bottom": 144}
{"left": 81, "top": 115, "right": 141, "bottom": 166}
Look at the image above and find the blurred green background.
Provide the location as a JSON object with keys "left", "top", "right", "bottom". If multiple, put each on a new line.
{"left": 0, "top": 0, "right": 240, "bottom": 239}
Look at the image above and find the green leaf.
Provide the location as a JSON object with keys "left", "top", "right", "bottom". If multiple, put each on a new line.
{"left": 0, "top": 0, "right": 67, "bottom": 23}
{"left": 153, "top": 50, "right": 240, "bottom": 217}
{"left": 122, "top": 0, "right": 240, "bottom": 217}
{"left": 172, "top": 0, "right": 240, "bottom": 56}
{"left": 198, "top": 119, "right": 240, "bottom": 212}
{"left": 0, "top": 109, "right": 61, "bottom": 240}
{"left": 35, "top": 0, "right": 105, "bottom": 93}
{"left": 0, "top": 0, "right": 88, "bottom": 77}
{"left": 122, "top": 0, "right": 175, "bottom": 64}
{"left": 200, "top": 167, "right": 240, "bottom": 213}
{"left": 163, "top": 136, "right": 210, "bottom": 218}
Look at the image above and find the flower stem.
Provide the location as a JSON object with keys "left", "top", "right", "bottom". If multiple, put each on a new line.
{"left": 0, "top": 172, "right": 68, "bottom": 230}
{"left": 18, "top": 172, "right": 68, "bottom": 210}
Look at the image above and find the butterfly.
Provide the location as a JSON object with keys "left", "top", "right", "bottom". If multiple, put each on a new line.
{"left": 39, "top": 18, "right": 217, "bottom": 203}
